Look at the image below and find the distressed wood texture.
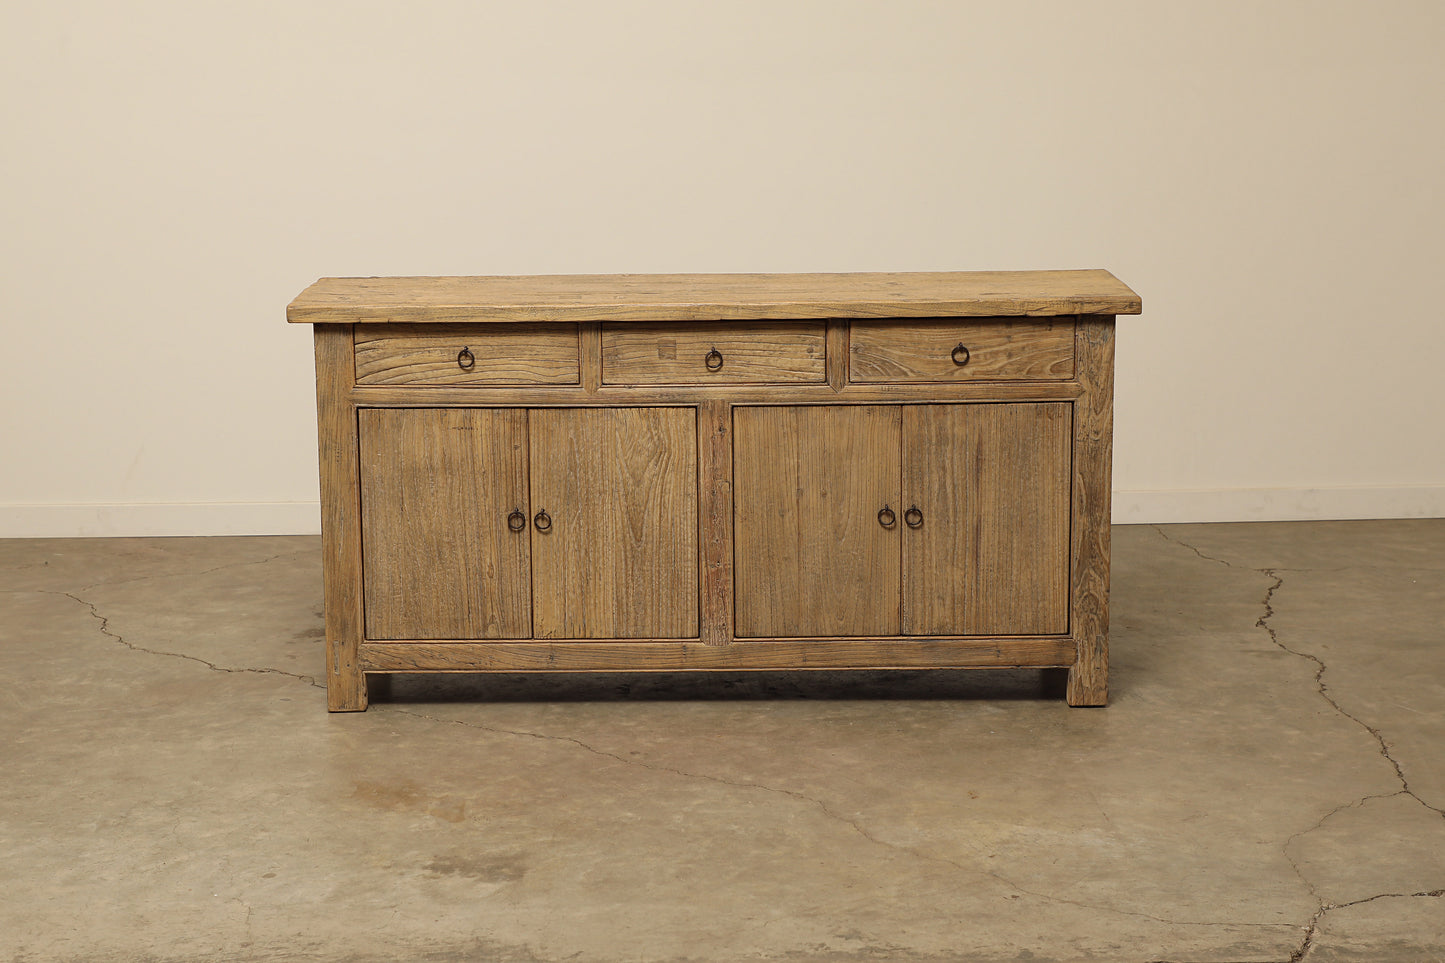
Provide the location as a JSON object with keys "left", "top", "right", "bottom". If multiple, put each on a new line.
{"left": 290, "top": 270, "right": 1142, "bottom": 323}
{"left": 361, "top": 638, "right": 1077, "bottom": 671}
{"left": 825, "top": 321, "right": 849, "bottom": 391}
{"left": 354, "top": 323, "right": 579, "bottom": 385}
{"left": 602, "top": 322, "right": 825, "bottom": 384}
{"left": 358, "top": 408, "right": 531, "bottom": 640}
{"left": 902, "top": 404, "right": 1072, "bottom": 635}
{"left": 580, "top": 322, "right": 601, "bottom": 393}
{"left": 1067, "top": 317, "right": 1116, "bottom": 706}
{"left": 351, "top": 381, "right": 1083, "bottom": 407}
{"left": 734, "top": 406, "right": 901, "bottom": 637}
{"left": 314, "top": 325, "right": 367, "bottom": 711}
{"left": 298, "top": 272, "right": 1138, "bottom": 710}
{"left": 850, "top": 319, "right": 1075, "bottom": 382}
{"left": 698, "top": 401, "right": 734, "bottom": 645}
{"left": 529, "top": 407, "right": 698, "bottom": 639}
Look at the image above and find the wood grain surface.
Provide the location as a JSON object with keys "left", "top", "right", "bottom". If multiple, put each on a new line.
{"left": 580, "top": 322, "right": 602, "bottom": 393}
{"left": 360, "top": 638, "right": 1076, "bottom": 671}
{"left": 314, "top": 325, "right": 368, "bottom": 711}
{"left": 601, "top": 322, "right": 826, "bottom": 384}
{"left": 698, "top": 401, "right": 734, "bottom": 645}
{"left": 902, "top": 404, "right": 1071, "bottom": 635}
{"left": 734, "top": 406, "right": 901, "bottom": 637}
{"left": 354, "top": 323, "right": 579, "bottom": 385}
{"left": 350, "top": 381, "right": 1083, "bottom": 408}
{"left": 359, "top": 408, "right": 531, "bottom": 640}
{"left": 289, "top": 270, "right": 1142, "bottom": 323}
{"left": 301, "top": 275, "right": 1135, "bottom": 710}
{"left": 825, "top": 320, "right": 849, "bottom": 391}
{"left": 529, "top": 407, "right": 698, "bottom": 639}
{"left": 850, "top": 319, "right": 1075, "bottom": 382}
{"left": 1067, "top": 318, "right": 1116, "bottom": 706}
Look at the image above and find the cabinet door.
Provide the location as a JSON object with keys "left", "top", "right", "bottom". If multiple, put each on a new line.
{"left": 902, "top": 403, "right": 1071, "bottom": 635}
{"left": 734, "top": 406, "right": 902, "bottom": 637}
{"left": 528, "top": 408, "right": 698, "bottom": 639}
{"left": 359, "top": 408, "right": 531, "bottom": 640}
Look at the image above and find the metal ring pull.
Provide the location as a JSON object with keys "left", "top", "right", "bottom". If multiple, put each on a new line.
{"left": 457, "top": 346, "right": 476, "bottom": 370}
{"left": 704, "top": 347, "right": 724, "bottom": 372}
{"left": 506, "top": 509, "right": 526, "bottom": 533}
{"left": 950, "top": 343, "right": 970, "bottom": 366}
{"left": 533, "top": 509, "right": 552, "bottom": 533}
{"left": 904, "top": 506, "right": 924, "bottom": 529}
{"left": 877, "top": 505, "right": 896, "bottom": 528}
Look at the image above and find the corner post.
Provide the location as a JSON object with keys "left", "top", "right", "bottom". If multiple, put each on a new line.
{"left": 314, "top": 324, "right": 368, "bottom": 711}
{"left": 1067, "top": 316, "right": 1115, "bottom": 706}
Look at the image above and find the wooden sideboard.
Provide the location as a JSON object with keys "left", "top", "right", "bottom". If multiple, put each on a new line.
{"left": 289, "top": 271, "right": 1142, "bottom": 711}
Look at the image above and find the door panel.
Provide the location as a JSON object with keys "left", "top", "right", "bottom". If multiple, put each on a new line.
{"left": 359, "top": 408, "right": 531, "bottom": 640}
{"left": 734, "top": 406, "right": 901, "bottom": 637}
{"left": 903, "top": 403, "right": 1071, "bottom": 635}
{"left": 529, "top": 408, "right": 698, "bottom": 639}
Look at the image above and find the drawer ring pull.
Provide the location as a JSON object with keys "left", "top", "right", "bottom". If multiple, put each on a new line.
{"left": 506, "top": 509, "right": 526, "bottom": 533}
{"left": 704, "top": 347, "right": 724, "bottom": 372}
{"left": 904, "top": 505, "right": 924, "bottom": 529}
{"left": 457, "top": 346, "right": 476, "bottom": 370}
{"left": 877, "top": 505, "right": 897, "bottom": 529}
{"left": 533, "top": 509, "right": 552, "bottom": 533}
{"left": 950, "top": 343, "right": 970, "bottom": 366}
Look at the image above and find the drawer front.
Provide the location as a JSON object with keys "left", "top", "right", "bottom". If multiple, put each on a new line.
{"left": 849, "top": 319, "right": 1075, "bottom": 382}
{"left": 602, "top": 322, "right": 826, "bottom": 384}
{"left": 355, "top": 323, "right": 579, "bottom": 386}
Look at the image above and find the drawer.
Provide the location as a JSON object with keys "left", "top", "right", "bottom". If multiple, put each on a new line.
{"left": 602, "top": 323, "right": 826, "bottom": 385}
{"left": 849, "top": 319, "right": 1075, "bottom": 382}
{"left": 354, "top": 323, "right": 579, "bottom": 386}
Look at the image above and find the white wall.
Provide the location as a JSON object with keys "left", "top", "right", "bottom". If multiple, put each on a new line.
{"left": 3, "top": 1, "right": 1442, "bottom": 536}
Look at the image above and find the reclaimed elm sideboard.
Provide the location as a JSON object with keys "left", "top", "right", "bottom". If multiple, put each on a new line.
{"left": 288, "top": 271, "right": 1142, "bottom": 711}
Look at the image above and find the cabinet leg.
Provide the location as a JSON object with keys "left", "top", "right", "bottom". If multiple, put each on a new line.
{"left": 1068, "top": 319, "right": 1113, "bottom": 709}
{"left": 326, "top": 636, "right": 368, "bottom": 712}
{"left": 1065, "top": 634, "right": 1108, "bottom": 706}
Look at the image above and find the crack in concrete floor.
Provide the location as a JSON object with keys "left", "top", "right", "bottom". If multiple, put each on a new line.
{"left": 1152, "top": 526, "right": 1445, "bottom": 962}
{"left": 45, "top": 586, "right": 1301, "bottom": 939}
{"left": 44, "top": 570, "right": 1304, "bottom": 940}
{"left": 12, "top": 528, "right": 1442, "bottom": 962}
{"left": 50, "top": 588, "right": 322, "bottom": 689}
{"left": 1288, "top": 889, "right": 1445, "bottom": 963}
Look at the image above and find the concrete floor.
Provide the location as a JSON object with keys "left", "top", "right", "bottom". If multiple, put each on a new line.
{"left": 1, "top": 521, "right": 1442, "bottom": 963}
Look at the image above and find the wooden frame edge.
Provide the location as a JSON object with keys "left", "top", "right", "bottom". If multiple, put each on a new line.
{"left": 360, "top": 638, "right": 1077, "bottom": 672}
{"left": 315, "top": 324, "right": 369, "bottom": 711}
{"left": 1066, "top": 316, "right": 1115, "bottom": 706}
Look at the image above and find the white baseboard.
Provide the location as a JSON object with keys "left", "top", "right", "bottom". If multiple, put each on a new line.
{"left": 1114, "top": 486, "right": 1445, "bottom": 524}
{"left": 0, "top": 501, "right": 321, "bottom": 538}
{"left": 1, "top": 488, "right": 1441, "bottom": 538}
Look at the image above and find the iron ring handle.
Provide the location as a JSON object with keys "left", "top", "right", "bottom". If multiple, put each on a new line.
{"left": 533, "top": 509, "right": 552, "bottom": 533}
{"left": 877, "top": 505, "right": 896, "bottom": 528}
{"left": 950, "top": 343, "right": 970, "bottom": 366}
{"left": 457, "top": 346, "right": 476, "bottom": 370}
{"left": 704, "top": 347, "right": 724, "bottom": 372}
{"left": 506, "top": 509, "right": 526, "bottom": 533}
{"left": 904, "top": 506, "right": 924, "bottom": 529}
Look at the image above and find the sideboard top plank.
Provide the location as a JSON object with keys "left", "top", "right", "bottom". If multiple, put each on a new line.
{"left": 287, "top": 270, "right": 1141, "bottom": 324}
